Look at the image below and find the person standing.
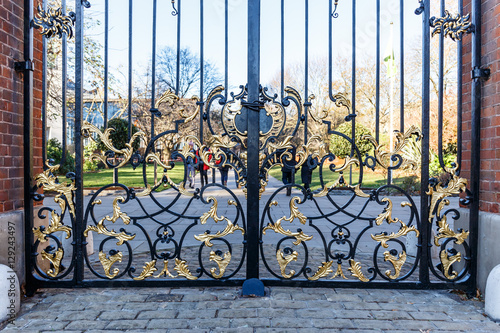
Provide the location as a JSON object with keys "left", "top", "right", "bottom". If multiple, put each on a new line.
{"left": 231, "top": 143, "right": 242, "bottom": 188}
{"left": 281, "top": 146, "right": 296, "bottom": 196}
{"left": 216, "top": 148, "right": 230, "bottom": 186}
{"left": 301, "top": 156, "right": 315, "bottom": 191}
{"left": 186, "top": 142, "right": 197, "bottom": 188}
{"left": 199, "top": 148, "right": 210, "bottom": 187}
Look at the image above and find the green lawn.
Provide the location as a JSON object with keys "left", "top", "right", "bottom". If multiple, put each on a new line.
{"left": 83, "top": 162, "right": 419, "bottom": 194}
{"left": 83, "top": 163, "right": 186, "bottom": 190}
{"left": 267, "top": 165, "right": 420, "bottom": 192}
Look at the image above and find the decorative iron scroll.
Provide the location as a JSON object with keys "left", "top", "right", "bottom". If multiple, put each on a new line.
{"left": 331, "top": 0, "right": 340, "bottom": 18}
{"left": 363, "top": 125, "right": 423, "bottom": 170}
{"left": 430, "top": 11, "right": 473, "bottom": 42}
{"left": 32, "top": 162, "right": 75, "bottom": 279}
{"left": 258, "top": 85, "right": 431, "bottom": 283}
{"left": 427, "top": 168, "right": 470, "bottom": 281}
{"left": 32, "top": 5, "right": 76, "bottom": 39}
{"left": 31, "top": 81, "right": 471, "bottom": 286}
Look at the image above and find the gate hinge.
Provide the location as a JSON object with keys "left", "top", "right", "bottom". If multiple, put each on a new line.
{"left": 471, "top": 67, "right": 490, "bottom": 81}
{"left": 14, "top": 60, "right": 34, "bottom": 72}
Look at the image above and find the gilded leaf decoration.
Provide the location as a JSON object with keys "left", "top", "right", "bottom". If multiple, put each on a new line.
{"left": 40, "top": 248, "right": 64, "bottom": 278}
{"left": 32, "top": 5, "right": 76, "bottom": 39}
{"left": 308, "top": 261, "right": 334, "bottom": 281}
{"left": 276, "top": 196, "right": 308, "bottom": 226}
{"left": 194, "top": 221, "right": 245, "bottom": 247}
{"left": 371, "top": 223, "right": 419, "bottom": 248}
{"left": 209, "top": 251, "right": 231, "bottom": 279}
{"left": 155, "top": 89, "right": 179, "bottom": 108}
{"left": 440, "top": 250, "right": 461, "bottom": 280}
{"left": 427, "top": 173, "right": 467, "bottom": 223}
{"left": 83, "top": 222, "right": 136, "bottom": 246}
{"left": 434, "top": 214, "right": 469, "bottom": 246}
{"left": 174, "top": 258, "right": 198, "bottom": 280}
{"left": 362, "top": 125, "right": 422, "bottom": 170}
{"left": 36, "top": 162, "right": 76, "bottom": 217}
{"left": 383, "top": 251, "right": 406, "bottom": 280}
{"left": 309, "top": 92, "right": 350, "bottom": 123}
{"left": 277, "top": 249, "right": 298, "bottom": 279}
{"left": 348, "top": 260, "right": 369, "bottom": 282}
{"left": 262, "top": 220, "right": 313, "bottom": 246}
{"left": 375, "top": 198, "right": 403, "bottom": 226}
{"left": 99, "top": 251, "right": 122, "bottom": 279}
{"left": 93, "top": 197, "right": 131, "bottom": 225}
{"left": 133, "top": 260, "right": 157, "bottom": 280}
{"left": 82, "top": 121, "right": 146, "bottom": 169}
{"left": 200, "top": 197, "right": 226, "bottom": 225}
{"left": 430, "top": 11, "right": 472, "bottom": 41}
{"left": 33, "top": 210, "right": 71, "bottom": 243}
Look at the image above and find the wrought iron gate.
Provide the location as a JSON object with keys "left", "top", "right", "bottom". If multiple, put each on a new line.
{"left": 24, "top": 0, "right": 486, "bottom": 294}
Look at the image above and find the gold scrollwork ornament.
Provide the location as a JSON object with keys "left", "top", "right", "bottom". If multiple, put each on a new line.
{"left": 36, "top": 161, "right": 76, "bottom": 217}
{"left": 348, "top": 260, "right": 370, "bottom": 282}
{"left": 82, "top": 121, "right": 146, "bottom": 169}
{"left": 174, "top": 258, "right": 198, "bottom": 280}
{"left": 99, "top": 251, "right": 123, "bottom": 279}
{"left": 362, "top": 125, "right": 422, "bottom": 170}
{"left": 195, "top": 198, "right": 244, "bottom": 246}
{"left": 263, "top": 199, "right": 312, "bottom": 246}
{"left": 32, "top": 5, "right": 76, "bottom": 39}
{"left": 40, "top": 248, "right": 64, "bottom": 278}
{"left": 277, "top": 249, "right": 298, "bottom": 279}
{"left": 440, "top": 250, "right": 461, "bottom": 280}
{"left": 133, "top": 260, "right": 157, "bottom": 281}
{"left": 430, "top": 11, "right": 472, "bottom": 42}
{"left": 209, "top": 251, "right": 231, "bottom": 279}
{"left": 33, "top": 210, "right": 71, "bottom": 243}
{"left": 84, "top": 197, "right": 135, "bottom": 246}
{"left": 383, "top": 251, "right": 406, "bottom": 280}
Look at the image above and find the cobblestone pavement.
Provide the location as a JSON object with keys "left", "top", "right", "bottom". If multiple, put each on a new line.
{"left": 1, "top": 287, "right": 499, "bottom": 332}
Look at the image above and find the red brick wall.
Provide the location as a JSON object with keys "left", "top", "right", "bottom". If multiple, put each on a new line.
{"left": 0, "top": 0, "right": 43, "bottom": 213}
{"left": 461, "top": 0, "right": 500, "bottom": 214}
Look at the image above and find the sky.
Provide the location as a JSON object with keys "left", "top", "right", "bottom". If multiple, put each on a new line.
{"left": 82, "top": 0, "right": 424, "bottom": 97}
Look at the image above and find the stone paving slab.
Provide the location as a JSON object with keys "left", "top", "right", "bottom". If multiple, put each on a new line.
{"left": 1, "top": 287, "right": 499, "bottom": 332}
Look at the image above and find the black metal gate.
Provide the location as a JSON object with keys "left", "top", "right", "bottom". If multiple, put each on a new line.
{"left": 24, "top": 0, "right": 486, "bottom": 294}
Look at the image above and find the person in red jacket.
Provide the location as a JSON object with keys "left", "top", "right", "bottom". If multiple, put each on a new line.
{"left": 198, "top": 148, "right": 211, "bottom": 187}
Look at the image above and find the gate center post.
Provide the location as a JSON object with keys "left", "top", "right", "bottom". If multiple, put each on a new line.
{"left": 242, "top": 0, "right": 264, "bottom": 296}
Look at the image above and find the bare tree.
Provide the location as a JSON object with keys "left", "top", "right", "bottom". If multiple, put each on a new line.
{"left": 156, "top": 46, "right": 224, "bottom": 98}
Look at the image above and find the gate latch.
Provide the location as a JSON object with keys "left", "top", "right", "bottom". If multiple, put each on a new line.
{"left": 14, "top": 60, "right": 34, "bottom": 72}
{"left": 471, "top": 67, "right": 490, "bottom": 81}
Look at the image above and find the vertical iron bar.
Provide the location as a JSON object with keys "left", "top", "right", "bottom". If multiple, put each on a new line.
{"left": 41, "top": 0, "right": 47, "bottom": 163}
{"left": 456, "top": 0, "right": 463, "bottom": 173}
{"left": 74, "top": 0, "right": 85, "bottom": 285}
{"left": 151, "top": 0, "right": 158, "bottom": 182}
{"left": 199, "top": 0, "right": 204, "bottom": 143}
{"left": 350, "top": 0, "right": 356, "bottom": 185}
{"left": 61, "top": 0, "right": 67, "bottom": 163}
{"left": 419, "top": 0, "right": 431, "bottom": 286}
{"left": 224, "top": 0, "right": 228, "bottom": 98}
{"left": 399, "top": 0, "right": 404, "bottom": 132}
{"left": 304, "top": 0, "right": 308, "bottom": 143}
{"left": 437, "top": 0, "right": 445, "bottom": 168}
{"left": 246, "top": 0, "right": 261, "bottom": 280}
{"left": 328, "top": 0, "right": 332, "bottom": 101}
{"left": 175, "top": 0, "right": 181, "bottom": 95}
{"left": 375, "top": 0, "right": 380, "bottom": 142}
{"left": 280, "top": 0, "right": 284, "bottom": 98}
{"left": 127, "top": 0, "right": 133, "bottom": 140}
{"left": 24, "top": 0, "right": 36, "bottom": 295}
{"left": 104, "top": 0, "right": 109, "bottom": 127}
{"left": 469, "top": 0, "right": 482, "bottom": 294}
